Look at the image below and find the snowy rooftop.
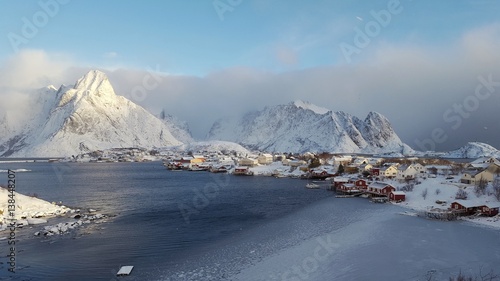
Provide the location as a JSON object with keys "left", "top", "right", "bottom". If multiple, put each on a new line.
{"left": 391, "top": 191, "right": 406, "bottom": 195}
{"left": 368, "top": 182, "right": 392, "bottom": 189}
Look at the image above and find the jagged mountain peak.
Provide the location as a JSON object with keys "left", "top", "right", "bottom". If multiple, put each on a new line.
{"left": 208, "top": 101, "right": 410, "bottom": 154}
{"left": 292, "top": 100, "right": 330, "bottom": 115}
{"left": 74, "top": 70, "right": 111, "bottom": 91}
{"left": 0, "top": 71, "right": 183, "bottom": 157}
{"left": 57, "top": 70, "right": 116, "bottom": 108}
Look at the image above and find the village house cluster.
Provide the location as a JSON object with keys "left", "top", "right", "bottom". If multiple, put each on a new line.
{"left": 69, "top": 147, "right": 500, "bottom": 219}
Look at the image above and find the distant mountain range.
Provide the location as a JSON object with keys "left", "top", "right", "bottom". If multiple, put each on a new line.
{"left": 440, "top": 142, "right": 500, "bottom": 159}
{"left": 1, "top": 70, "right": 498, "bottom": 158}
{"left": 207, "top": 100, "right": 413, "bottom": 154}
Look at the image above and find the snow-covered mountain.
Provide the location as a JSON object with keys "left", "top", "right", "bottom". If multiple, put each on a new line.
{"left": 207, "top": 100, "right": 412, "bottom": 154}
{"left": 441, "top": 142, "right": 500, "bottom": 159}
{"left": 158, "top": 110, "right": 194, "bottom": 144}
{"left": 0, "top": 70, "right": 183, "bottom": 157}
{"left": 173, "top": 140, "right": 250, "bottom": 155}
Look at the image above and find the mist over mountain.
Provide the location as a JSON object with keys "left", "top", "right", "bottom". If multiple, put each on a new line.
{"left": 0, "top": 70, "right": 184, "bottom": 157}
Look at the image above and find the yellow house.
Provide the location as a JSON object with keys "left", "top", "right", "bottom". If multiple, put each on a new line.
{"left": 239, "top": 158, "right": 258, "bottom": 167}
{"left": 461, "top": 163, "right": 500, "bottom": 184}
{"left": 257, "top": 154, "right": 273, "bottom": 165}
{"left": 380, "top": 165, "right": 398, "bottom": 178}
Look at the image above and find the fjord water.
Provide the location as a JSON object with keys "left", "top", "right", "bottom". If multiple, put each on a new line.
{"left": 0, "top": 162, "right": 499, "bottom": 280}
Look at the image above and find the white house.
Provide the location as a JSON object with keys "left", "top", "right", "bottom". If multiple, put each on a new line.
{"left": 257, "top": 154, "right": 273, "bottom": 165}
{"left": 396, "top": 165, "right": 414, "bottom": 180}
{"left": 410, "top": 163, "right": 426, "bottom": 175}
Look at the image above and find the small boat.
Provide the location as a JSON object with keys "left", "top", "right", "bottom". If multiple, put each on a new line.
{"left": 306, "top": 183, "right": 320, "bottom": 189}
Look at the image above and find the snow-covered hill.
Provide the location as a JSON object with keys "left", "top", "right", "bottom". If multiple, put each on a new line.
{"left": 0, "top": 70, "right": 183, "bottom": 157}
{"left": 441, "top": 142, "right": 500, "bottom": 158}
{"left": 207, "top": 100, "right": 412, "bottom": 154}
{"left": 175, "top": 140, "right": 250, "bottom": 155}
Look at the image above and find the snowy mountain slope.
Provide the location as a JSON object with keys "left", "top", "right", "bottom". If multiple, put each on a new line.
{"left": 158, "top": 110, "right": 194, "bottom": 144}
{"left": 441, "top": 142, "right": 500, "bottom": 158}
{"left": 207, "top": 100, "right": 412, "bottom": 154}
{"left": 174, "top": 140, "right": 250, "bottom": 155}
{"left": 0, "top": 70, "right": 182, "bottom": 157}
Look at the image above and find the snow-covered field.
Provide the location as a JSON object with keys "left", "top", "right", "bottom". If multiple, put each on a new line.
{"left": 388, "top": 176, "right": 500, "bottom": 229}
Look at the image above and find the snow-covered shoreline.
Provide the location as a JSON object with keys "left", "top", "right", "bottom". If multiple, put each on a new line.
{"left": 0, "top": 187, "right": 108, "bottom": 237}
{"left": 0, "top": 187, "right": 71, "bottom": 230}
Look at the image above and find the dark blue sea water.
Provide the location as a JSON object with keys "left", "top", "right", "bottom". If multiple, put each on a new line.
{"left": 0, "top": 161, "right": 499, "bottom": 281}
{"left": 0, "top": 161, "right": 332, "bottom": 280}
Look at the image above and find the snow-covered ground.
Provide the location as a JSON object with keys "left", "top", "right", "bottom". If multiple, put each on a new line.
{"left": 250, "top": 162, "right": 306, "bottom": 177}
{"left": 0, "top": 186, "right": 108, "bottom": 237}
{"left": 0, "top": 187, "right": 70, "bottom": 226}
{"left": 386, "top": 176, "right": 500, "bottom": 229}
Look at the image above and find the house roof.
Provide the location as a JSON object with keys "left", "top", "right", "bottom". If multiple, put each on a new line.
{"left": 398, "top": 164, "right": 410, "bottom": 171}
{"left": 469, "top": 157, "right": 499, "bottom": 164}
{"left": 334, "top": 177, "right": 350, "bottom": 182}
{"left": 379, "top": 167, "right": 391, "bottom": 172}
{"left": 368, "top": 182, "right": 393, "bottom": 189}
{"left": 462, "top": 169, "right": 483, "bottom": 177}
{"left": 391, "top": 191, "right": 406, "bottom": 195}
{"left": 452, "top": 200, "right": 483, "bottom": 208}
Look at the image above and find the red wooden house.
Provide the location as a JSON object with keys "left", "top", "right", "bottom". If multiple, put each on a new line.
{"left": 371, "top": 168, "right": 380, "bottom": 176}
{"left": 479, "top": 204, "right": 500, "bottom": 217}
{"left": 310, "top": 168, "right": 335, "bottom": 179}
{"left": 353, "top": 179, "right": 369, "bottom": 190}
{"left": 389, "top": 191, "right": 406, "bottom": 202}
{"left": 366, "top": 182, "right": 395, "bottom": 196}
{"left": 450, "top": 200, "right": 481, "bottom": 215}
{"left": 338, "top": 183, "right": 361, "bottom": 193}
{"left": 332, "top": 177, "right": 349, "bottom": 189}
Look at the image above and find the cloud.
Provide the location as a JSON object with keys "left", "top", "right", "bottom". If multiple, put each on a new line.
{"left": 115, "top": 23, "right": 500, "bottom": 150}
{"left": 0, "top": 50, "right": 86, "bottom": 129}
{"left": 2, "top": 24, "right": 500, "bottom": 151}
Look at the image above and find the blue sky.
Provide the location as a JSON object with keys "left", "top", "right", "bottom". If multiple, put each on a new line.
{"left": 1, "top": 0, "right": 500, "bottom": 150}
{"left": 2, "top": 0, "right": 499, "bottom": 75}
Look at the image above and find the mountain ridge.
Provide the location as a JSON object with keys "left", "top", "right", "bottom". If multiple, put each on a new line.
{"left": 207, "top": 100, "right": 413, "bottom": 154}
